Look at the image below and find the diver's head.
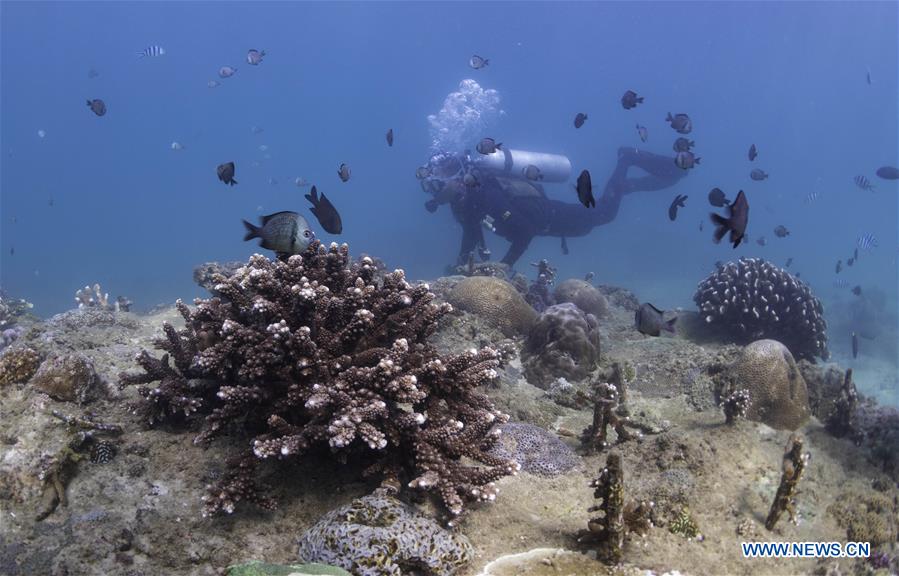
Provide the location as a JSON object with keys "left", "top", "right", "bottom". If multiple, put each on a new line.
{"left": 419, "top": 151, "right": 471, "bottom": 210}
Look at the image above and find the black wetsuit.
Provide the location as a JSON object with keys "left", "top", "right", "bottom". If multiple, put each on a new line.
{"left": 448, "top": 147, "right": 687, "bottom": 266}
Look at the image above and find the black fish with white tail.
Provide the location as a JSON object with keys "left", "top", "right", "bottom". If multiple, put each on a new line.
{"left": 576, "top": 169, "right": 595, "bottom": 208}
{"left": 477, "top": 138, "right": 502, "bottom": 155}
{"left": 386, "top": 128, "right": 394, "bottom": 147}
{"left": 774, "top": 225, "right": 790, "bottom": 238}
{"left": 635, "top": 303, "right": 677, "bottom": 336}
{"left": 304, "top": 186, "right": 343, "bottom": 234}
{"left": 574, "top": 113, "right": 587, "bottom": 128}
{"left": 748, "top": 144, "right": 757, "bottom": 161}
{"left": 621, "top": 90, "right": 643, "bottom": 110}
{"left": 710, "top": 190, "right": 749, "bottom": 248}
{"left": 668, "top": 194, "right": 687, "bottom": 221}
{"left": 243, "top": 211, "right": 314, "bottom": 256}
{"left": 636, "top": 124, "right": 648, "bottom": 142}
{"left": 217, "top": 162, "right": 237, "bottom": 186}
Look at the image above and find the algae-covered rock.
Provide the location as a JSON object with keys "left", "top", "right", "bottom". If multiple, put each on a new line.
{"left": 553, "top": 279, "right": 608, "bottom": 318}
{"left": 30, "top": 353, "right": 103, "bottom": 403}
{"left": 227, "top": 560, "right": 351, "bottom": 576}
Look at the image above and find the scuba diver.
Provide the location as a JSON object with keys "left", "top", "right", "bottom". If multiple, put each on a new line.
{"left": 419, "top": 146, "right": 687, "bottom": 267}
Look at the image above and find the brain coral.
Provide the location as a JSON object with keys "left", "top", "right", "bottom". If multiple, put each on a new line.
{"left": 728, "top": 339, "right": 810, "bottom": 430}
{"left": 553, "top": 279, "right": 608, "bottom": 318}
{"left": 298, "top": 490, "right": 472, "bottom": 576}
{"left": 485, "top": 422, "right": 581, "bottom": 477}
{"left": 445, "top": 276, "right": 536, "bottom": 336}
{"left": 522, "top": 303, "right": 601, "bottom": 388}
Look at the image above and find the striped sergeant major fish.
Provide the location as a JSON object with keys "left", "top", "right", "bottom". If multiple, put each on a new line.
{"left": 833, "top": 279, "right": 850, "bottom": 289}
{"left": 136, "top": 45, "right": 165, "bottom": 58}
{"left": 857, "top": 233, "right": 879, "bottom": 251}
{"left": 804, "top": 190, "right": 820, "bottom": 203}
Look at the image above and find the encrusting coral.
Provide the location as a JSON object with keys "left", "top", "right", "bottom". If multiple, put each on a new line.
{"left": 120, "top": 242, "right": 519, "bottom": 518}
{"left": 522, "top": 303, "right": 601, "bottom": 388}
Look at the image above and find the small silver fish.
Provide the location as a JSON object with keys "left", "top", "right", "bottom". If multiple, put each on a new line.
{"left": 207, "top": 80, "right": 220, "bottom": 88}
{"left": 337, "top": 163, "right": 351, "bottom": 182}
{"left": 469, "top": 54, "right": 489, "bottom": 69}
{"left": 171, "top": 141, "right": 184, "bottom": 151}
{"left": 636, "top": 124, "right": 648, "bottom": 142}
{"left": 136, "top": 45, "right": 165, "bottom": 58}
{"left": 523, "top": 164, "right": 543, "bottom": 181}
{"left": 294, "top": 177, "right": 309, "bottom": 188}
{"left": 218, "top": 66, "right": 237, "bottom": 78}
{"left": 246, "top": 49, "right": 266, "bottom": 65}
{"left": 750, "top": 169, "right": 768, "bottom": 181}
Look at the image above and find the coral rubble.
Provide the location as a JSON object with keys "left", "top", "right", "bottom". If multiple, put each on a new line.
{"left": 120, "top": 242, "right": 518, "bottom": 517}
{"left": 693, "top": 258, "right": 829, "bottom": 360}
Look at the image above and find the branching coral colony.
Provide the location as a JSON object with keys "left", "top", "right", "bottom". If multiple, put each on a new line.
{"left": 120, "top": 242, "right": 519, "bottom": 519}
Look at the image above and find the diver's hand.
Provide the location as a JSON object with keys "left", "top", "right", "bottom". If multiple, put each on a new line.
{"left": 424, "top": 199, "right": 439, "bottom": 213}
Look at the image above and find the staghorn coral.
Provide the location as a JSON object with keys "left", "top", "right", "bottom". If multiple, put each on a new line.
{"left": 554, "top": 279, "right": 608, "bottom": 318}
{"left": 0, "top": 346, "right": 42, "bottom": 387}
{"left": 298, "top": 489, "right": 473, "bottom": 576}
{"left": 693, "top": 258, "right": 828, "bottom": 361}
{"left": 120, "top": 241, "right": 518, "bottom": 518}
{"left": 445, "top": 275, "right": 537, "bottom": 336}
{"left": 484, "top": 422, "right": 581, "bottom": 477}
{"left": 724, "top": 339, "right": 810, "bottom": 430}
{"left": 522, "top": 303, "right": 601, "bottom": 388}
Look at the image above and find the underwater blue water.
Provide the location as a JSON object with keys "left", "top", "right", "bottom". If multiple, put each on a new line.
{"left": 1, "top": 2, "right": 897, "bottom": 399}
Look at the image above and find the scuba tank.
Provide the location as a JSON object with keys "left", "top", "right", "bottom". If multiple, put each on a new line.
{"left": 470, "top": 148, "right": 571, "bottom": 183}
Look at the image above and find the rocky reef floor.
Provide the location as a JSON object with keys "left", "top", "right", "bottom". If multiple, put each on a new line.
{"left": 0, "top": 278, "right": 896, "bottom": 576}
